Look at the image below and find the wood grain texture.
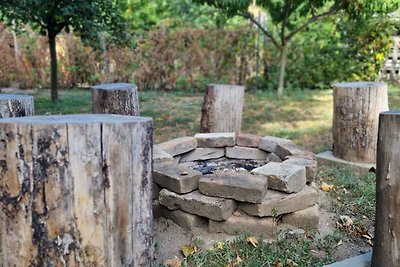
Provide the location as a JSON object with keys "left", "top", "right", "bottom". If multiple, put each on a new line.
{"left": 0, "top": 94, "right": 34, "bottom": 118}
{"left": 372, "top": 111, "right": 400, "bottom": 266}
{"left": 200, "top": 84, "right": 244, "bottom": 133}
{"left": 92, "top": 83, "right": 140, "bottom": 116}
{"left": 0, "top": 114, "right": 153, "bottom": 266}
{"left": 332, "top": 82, "right": 388, "bottom": 163}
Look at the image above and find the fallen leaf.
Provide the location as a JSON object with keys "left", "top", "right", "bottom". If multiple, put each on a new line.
{"left": 247, "top": 236, "right": 258, "bottom": 248}
{"left": 321, "top": 182, "right": 334, "bottom": 192}
{"left": 235, "top": 255, "right": 243, "bottom": 265}
{"left": 216, "top": 241, "right": 224, "bottom": 249}
{"left": 273, "top": 258, "right": 282, "bottom": 267}
{"left": 287, "top": 259, "right": 298, "bottom": 267}
{"left": 164, "top": 257, "right": 181, "bottom": 267}
{"left": 233, "top": 210, "right": 241, "bottom": 217}
{"left": 340, "top": 215, "right": 353, "bottom": 227}
{"left": 181, "top": 245, "right": 196, "bottom": 257}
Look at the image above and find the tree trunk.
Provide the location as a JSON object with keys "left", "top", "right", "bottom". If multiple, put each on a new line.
{"left": 332, "top": 82, "right": 389, "bottom": 163}
{"left": 102, "top": 32, "right": 110, "bottom": 83}
{"left": 372, "top": 111, "right": 400, "bottom": 266}
{"left": 48, "top": 33, "right": 58, "bottom": 102}
{"left": 0, "top": 114, "right": 153, "bottom": 266}
{"left": 200, "top": 84, "right": 245, "bottom": 133}
{"left": 0, "top": 94, "right": 34, "bottom": 118}
{"left": 277, "top": 45, "right": 287, "bottom": 97}
{"left": 92, "top": 83, "right": 140, "bottom": 116}
{"left": 12, "top": 21, "right": 21, "bottom": 86}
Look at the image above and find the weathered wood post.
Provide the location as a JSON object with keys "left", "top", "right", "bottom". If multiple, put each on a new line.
{"left": 92, "top": 83, "right": 140, "bottom": 116}
{"left": 0, "top": 114, "right": 153, "bottom": 266}
{"left": 332, "top": 82, "right": 388, "bottom": 163}
{"left": 372, "top": 111, "right": 400, "bottom": 266}
{"left": 0, "top": 94, "right": 34, "bottom": 118}
{"left": 200, "top": 84, "right": 245, "bottom": 133}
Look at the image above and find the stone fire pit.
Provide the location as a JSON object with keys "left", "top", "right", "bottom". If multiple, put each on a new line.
{"left": 152, "top": 133, "right": 319, "bottom": 237}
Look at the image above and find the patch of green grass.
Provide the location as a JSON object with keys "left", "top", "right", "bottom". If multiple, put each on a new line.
{"left": 170, "top": 232, "right": 341, "bottom": 267}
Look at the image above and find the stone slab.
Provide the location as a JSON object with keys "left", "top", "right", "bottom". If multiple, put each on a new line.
{"left": 226, "top": 146, "right": 268, "bottom": 160}
{"left": 180, "top": 148, "right": 225, "bottom": 162}
{"left": 153, "top": 162, "right": 202, "bottom": 194}
{"left": 275, "top": 143, "right": 314, "bottom": 160}
{"left": 159, "top": 189, "right": 236, "bottom": 221}
{"left": 239, "top": 185, "right": 318, "bottom": 216}
{"left": 154, "top": 205, "right": 207, "bottom": 231}
{"left": 152, "top": 182, "right": 162, "bottom": 200}
{"left": 208, "top": 212, "right": 281, "bottom": 237}
{"left": 282, "top": 205, "right": 319, "bottom": 229}
{"left": 199, "top": 171, "right": 268, "bottom": 203}
{"left": 236, "top": 133, "right": 262, "bottom": 148}
{"left": 283, "top": 157, "right": 318, "bottom": 183}
{"left": 267, "top": 153, "right": 282, "bottom": 163}
{"left": 156, "top": 136, "right": 197, "bottom": 156}
{"left": 316, "top": 150, "right": 375, "bottom": 172}
{"left": 259, "top": 136, "right": 292, "bottom": 153}
{"left": 251, "top": 162, "right": 306, "bottom": 193}
{"left": 153, "top": 146, "right": 173, "bottom": 163}
{"left": 195, "top": 133, "right": 236, "bottom": 148}
{"left": 323, "top": 252, "right": 371, "bottom": 267}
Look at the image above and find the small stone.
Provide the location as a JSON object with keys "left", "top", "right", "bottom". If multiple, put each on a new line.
{"left": 155, "top": 206, "right": 207, "bottom": 231}
{"left": 275, "top": 143, "right": 314, "bottom": 160}
{"left": 180, "top": 148, "right": 225, "bottom": 162}
{"left": 159, "top": 189, "right": 236, "bottom": 221}
{"left": 251, "top": 162, "right": 306, "bottom": 193}
{"left": 239, "top": 185, "right": 318, "bottom": 216}
{"left": 283, "top": 157, "right": 317, "bottom": 183}
{"left": 259, "top": 136, "right": 292, "bottom": 153}
{"left": 195, "top": 133, "right": 236, "bottom": 148}
{"left": 236, "top": 133, "right": 262, "bottom": 148}
{"left": 153, "top": 146, "right": 173, "bottom": 163}
{"left": 282, "top": 205, "right": 319, "bottom": 230}
{"left": 226, "top": 146, "right": 268, "bottom": 160}
{"left": 199, "top": 171, "right": 268, "bottom": 203}
{"left": 153, "top": 162, "right": 202, "bottom": 194}
{"left": 208, "top": 212, "right": 280, "bottom": 237}
{"left": 267, "top": 153, "right": 282, "bottom": 163}
{"left": 156, "top": 136, "right": 197, "bottom": 156}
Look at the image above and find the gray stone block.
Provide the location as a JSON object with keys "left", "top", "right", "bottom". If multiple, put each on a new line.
{"left": 199, "top": 171, "right": 268, "bottom": 203}
{"left": 155, "top": 206, "right": 207, "bottom": 231}
{"left": 153, "top": 146, "right": 173, "bottom": 163}
{"left": 195, "top": 133, "right": 236, "bottom": 147}
{"left": 156, "top": 136, "right": 197, "bottom": 156}
{"left": 282, "top": 205, "right": 319, "bottom": 229}
{"left": 159, "top": 189, "right": 236, "bottom": 221}
{"left": 275, "top": 143, "right": 314, "bottom": 160}
{"left": 180, "top": 148, "right": 225, "bottom": 162}
{"left": 259, "top": 136, "right": 292, "bottom": 153}
{"left": 226, "top": 146, "right": 268, "bottom": 160}
{"left": 283, "top": 157, "right": 318, "bottom": 183}
{"left": 236, "top": 133, "right": 262, "bottom": 148}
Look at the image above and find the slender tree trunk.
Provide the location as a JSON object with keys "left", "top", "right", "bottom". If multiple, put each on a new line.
{"left": 48, "top": 33, "right": 58, "bottom": 102}
{"left": 102, "top": 32, "right": 110, "bottom": 83}
{"left": 12, "top": 21, "right": 21, "bottom": 86}
{"left": 277, "top": 45, "right": 287, "bottom": 97}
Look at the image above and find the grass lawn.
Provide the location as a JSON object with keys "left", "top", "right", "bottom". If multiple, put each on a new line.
{"left": 32, "top": 85, "right": 399, "bottom": 266}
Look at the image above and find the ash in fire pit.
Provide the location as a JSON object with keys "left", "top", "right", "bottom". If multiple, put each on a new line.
{"left": 153, "top": 132, "right": 319, "bottom": 237}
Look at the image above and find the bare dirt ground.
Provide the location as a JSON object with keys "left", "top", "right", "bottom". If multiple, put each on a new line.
{"left": 153, "top": 186, "right": 372, "bottom": 266}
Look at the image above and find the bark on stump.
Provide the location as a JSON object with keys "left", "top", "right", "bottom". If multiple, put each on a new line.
{"left": 200, "top": 84, "right": 245, "bottom": 133}
{"left": 92, "top": 83, "right": 140, "bottom": 116}
{"left": 372, "top": 111, "right": 400, "bottom": 266}
{"left": 332, "top": 81, "right": 388, "bottom": 163}
{"left": 0, "top": 114, "right": 153, "bottom": 266}
{"left": 0, "top": 94, "right": 34, "bottom": 118}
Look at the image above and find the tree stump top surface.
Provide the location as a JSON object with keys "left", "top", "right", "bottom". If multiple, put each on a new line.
{"left": 0, "top": 94, "right": 34, "bottom": 101}
{"left": 333, "top": 81, "right": 386, "bottom": 89}
{"left": 380, "top": 110, "right": 400, "bottom": 116}
{"left": 0, "top": 114, "right": 151, "bottom": 124}
{"left": 92, "top": 83, "right": 137, "bottom": 91}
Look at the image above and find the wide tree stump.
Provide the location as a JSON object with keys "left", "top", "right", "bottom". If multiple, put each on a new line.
{"left": 200, "top": 84, "right": 245, "bottom": 133}
{"left": 0, "top": 94, "right": 34, "bottom": 118}
{"left": 0, "top": 114, "right": 153, "bottom": 266}
{"left": 92, "top": 83, "right": 140, "bottom": 116}
{"left": 372, "top": 111, "right": 400, "bottom": 266}
{"left": 332, "top": 81, "right": 388, "bottom": 163}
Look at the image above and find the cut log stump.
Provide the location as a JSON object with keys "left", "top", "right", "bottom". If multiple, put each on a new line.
{"left": 0, "top": 94, "right": 34, "bottom": 118}
{"left": 0, "top": 114, "right": 153, "bottom": 266}
{"left": 372, "top": 111, "right": 400, "bottom": 266}
{"left": 333, "top": 81, "right": 388, "bottom": 163}
{"left": 200, "top": 84, "right": 244, "bottom": 133}
{"left": 92, "top": 83, "right": 140, "bottom": 116}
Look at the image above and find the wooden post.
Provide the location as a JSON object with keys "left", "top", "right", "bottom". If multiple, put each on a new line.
{"left": 0, "top": 114, "right": 153, "bottom": 266}
{"left": 332, "top": 82, "right": 388, "bottom": 163}
{"left": 200, "top": 84, "right": 245, "bottom": 133}
{"left": 0, "top": 94, "right": 34, "bottom": 118}
{"left": 372, "top": 111, "right": 400, "bottom": 266}
{"left": 92, "top": 83, "right": 140, "bottom": 116}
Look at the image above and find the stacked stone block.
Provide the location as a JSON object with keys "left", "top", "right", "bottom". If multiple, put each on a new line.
{"left": 153, "top": 133, "right": 319, "bottom": 237}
